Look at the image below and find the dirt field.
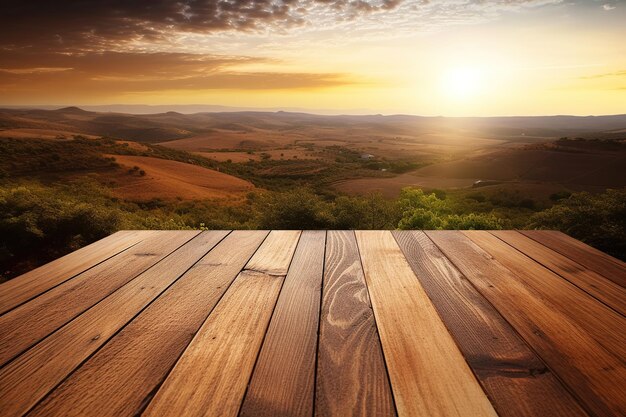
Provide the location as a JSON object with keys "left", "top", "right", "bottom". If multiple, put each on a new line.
{"left": 416, "top": 148, "right": 626, "bottom": 186}
{"left": 334, "top": 174, "right": 477, "bottom": 197}
{"left": 159, "top": 129, "right": 298, "bottom": 151}
{"left": 106, "top": 155, "right": 255, "bottom": 201}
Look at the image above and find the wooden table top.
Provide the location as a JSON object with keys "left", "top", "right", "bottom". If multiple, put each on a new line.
{"left": 0, "top": 230, "right": 624, "bottom": 417}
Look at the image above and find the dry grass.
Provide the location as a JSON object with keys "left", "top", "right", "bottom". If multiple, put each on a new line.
{"left": 334, "top": 175, "right": 476, "bottom": 198}
{"left": 0, "top": 128, "right": 99, "bottom": 140}
{"left": 106, "top": 155, "right": 255, "bottom": 201}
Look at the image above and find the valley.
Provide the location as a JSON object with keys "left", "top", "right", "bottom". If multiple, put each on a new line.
{"left": 1, "top": 107, "right": 624, "bottom": 279}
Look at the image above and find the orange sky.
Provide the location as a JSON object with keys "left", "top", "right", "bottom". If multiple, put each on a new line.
{"left": 0, "top": 0, "right": 624, "bottom": 116}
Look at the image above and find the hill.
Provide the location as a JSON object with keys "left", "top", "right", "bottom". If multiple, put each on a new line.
{"left": 105, "top": 155, "right": 254, "bottom": 201}
{"left": 335, "top": 138, "right": 626, "bottom": 197}
{"left": 0, "top": 112, "right": 624, "bottom": 280}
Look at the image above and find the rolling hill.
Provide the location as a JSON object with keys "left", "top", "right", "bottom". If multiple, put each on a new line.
{"left": 105, "top": 155, "right": 254, "bottom": 201}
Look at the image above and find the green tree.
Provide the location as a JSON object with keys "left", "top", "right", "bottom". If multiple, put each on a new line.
{"left": 252, "top": 188, "right": 333, "bottom": 229}
{"left": 331, "top": 193, "right": 399, "bottom": 229}
{"left": 0, "top": 181, "right": 122, "bottom": 280}
{"left": 398, "top": 188, "right": 504, "bottom": 230}
{"left": 530, "top": 188, "right": 626, "bottom": 260}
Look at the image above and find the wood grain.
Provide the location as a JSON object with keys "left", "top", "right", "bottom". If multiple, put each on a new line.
{"left": 0, "top": 229, "right": 621, "bottom": 417}
{"left": 142, "top": 230, "right": 300, "bottom": 417}
{"left": 239, "top": 231, "right": 326, "bottom": 417}
{"left": 246, "top": 230, "right": 301, "bottom": 276}
{"left": 355, "top": 231, "right": 498, "bottom": 417}
{"left": 315, "top": 231, "right": 395, "bottom": 417}
{"left": 428, "top": 230, "right": 626, "bottom": 417}
{"left": 464, "top": 231, "right": 625, "bottom": 359}
{"left": 491, "top": 231, "right": 625, "bottom": 315}
{"left": 29, "top": 230, "right": 269, "bottom": 417}
{"left": 520, "top": 230, "right": 626, "bottom": 287}
{"left": 0, "top": 231, "right": 153, "bottom": 315}
{"left": 0, "top": 230, "right": 199, "bottom": 367}
{"left": 0, "top": 231, "right": 228, "bottom": 417}
{"left": 393, "top": 230, "right": 588, "bottom": 417}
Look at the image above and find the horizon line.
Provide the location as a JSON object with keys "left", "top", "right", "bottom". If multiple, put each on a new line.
{"left": 1, "top": 104, "right": 625, "bottom": 119}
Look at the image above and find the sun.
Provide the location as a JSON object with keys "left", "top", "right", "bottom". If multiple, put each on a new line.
{"left": 441, "top": 67, "right": 484, "bottom": 100}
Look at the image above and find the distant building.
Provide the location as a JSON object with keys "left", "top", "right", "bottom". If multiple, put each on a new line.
{"left": 360, "top": 153, "right": 375, "bottom": 160}
{"left": 472, "top": 180, "right": 502, "bottom": 188}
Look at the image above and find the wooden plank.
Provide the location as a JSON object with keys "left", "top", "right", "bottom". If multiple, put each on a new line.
{"left": 355, "top": 231, "right": 497, "bottom": 417}
{"left": 464, "top": 231, "right": 626, "bottom": 359}
{"left": 0, "top": 230, "right": 153, "bottom": 315}
{"left": 245, "top": 230, "right": 300, "bottom": 276}
{"left": 393, "top": 230, "right": 588, "bottom": 417}
{"left": 29, "top": 230, "right": 269, "bottom": 417}
{"left": 0, "top": 231, "right": 228, "bottom": 417}
{"left": 491, "top": 231, "right": 626, "bottom": 316}
{"left": 142, "top": 230, "right": 301, "bottom": 417}
{"left": 520, "top": 230, "right": 626, "bottom": 287}
{"left": 427, "top": 230, "right": 626, "bottom": 417}
{"left": 315, "top": 231, "right": 396, "bottom": 417}
{"left": 0, "top": 230, "right": 199, "bottom": 367}
{"left": 239, "top": 231, "right": 326, "bottom": 417}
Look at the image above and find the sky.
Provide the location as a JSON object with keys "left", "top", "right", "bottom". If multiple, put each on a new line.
{"left": 0, "top": 0, "right": 624, "bottom": 116}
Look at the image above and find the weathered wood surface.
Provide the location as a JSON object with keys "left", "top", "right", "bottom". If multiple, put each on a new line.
{"left": 0, "top": 231, "right": 153, "bottom": 315}
{"left": 0, "top": 230, "right": 198, "bottom": 366}
{"left": 520, "top": 230, "right": 626, "bottom": 287}
{"left": 463, "top": 231, "right": 626, "bottom": 358}
{"left": 492, "top": 230, "right": 626, "bottom": 315}
{"left": 0, "top": 230, "right": 623, "bottom": 417}
{"left": 429, "top": 231, "right": 626, "bottom": 417}
{"left": 240, "top": 231, "right": 325, "bottom": 417}
{"left": 144, "top": 230, "right": 300, "bottom": 417}
{"left": 0, "top": 231, "right": 228, "bottom": 417}
{"left": 393, "top": 230, "right": 588, "bottom": 417}
{"left": 31, "top": 230, "right": 268, "bottom": 417}
{"left": 315, "top": 231, "right": 395, "bottom": 417}
{"left": 356, "top": 230, "right": 498, "bottom": 417}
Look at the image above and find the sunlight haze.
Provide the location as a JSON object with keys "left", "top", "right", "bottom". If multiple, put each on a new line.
{"left": 1, "top": 0, "right": 624, "bottom": 115}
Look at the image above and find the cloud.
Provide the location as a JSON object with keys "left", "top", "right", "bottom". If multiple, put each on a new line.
{"left": 580, "top": 70, "right": 626, "bottom": 79}
{"left": 0, "top": 0, "right": 566, "bottom": 101}
{"left": 0, "top": 0, "right": 405, "bottom": 53}
{"left": 0, "top": 0, "right": 565, "bottom": 54}
{"left": 0, "top": 50, "right": 357, "bottom": 101}
{"left": 603, "top": 4, "right": 616, "bottom": 11}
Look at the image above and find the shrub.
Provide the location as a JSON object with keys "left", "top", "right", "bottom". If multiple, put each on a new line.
{"left": 0, "top": 181, "right": 122, "bottom": 279}
{"left": 530, "top": 189, "right": 626, "bottom": 260}
{"left": 398, "top": 188, "right": 504, "bottom": 230}
{"left": 331, "top": 194, "right": 400, "bottom": 229}
{"left": 252, "top": 188, "right": 333, "bottom": 229}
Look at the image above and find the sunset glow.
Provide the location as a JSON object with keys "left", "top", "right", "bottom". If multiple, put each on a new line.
{"left": 0, "top": 1, "right": 624, "bottom": 116}
{"left": 441, "top": 67, "right": 485, "bottom": 101}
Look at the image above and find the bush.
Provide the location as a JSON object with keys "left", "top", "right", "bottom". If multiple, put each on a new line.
{"left": 0, "top": 181, "right": 122, "bottom": 279}
{"left": 398, "top": 188, "right": 504, "bottom": 230}
{"left": 530, "top": 189, "right": 626, "bottom": 260}
{"left": 252, "top": 188, "right": 333, "bottom": 229}
{"left": 331, "top": 194, "right": 400, "bottom": 229}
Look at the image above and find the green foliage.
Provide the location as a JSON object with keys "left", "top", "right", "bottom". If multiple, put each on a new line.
{"left": 549, "top": 190, "right": 572, "bottom": 201}
{"left": 0, "top": 137, "right": 120, "bottom": 176}
{"left": 331, "top": 194, "right": 400, "bottom": 229}
{"left": 530, "top": 189, "right": 626, "bottom": 260}
{"left": 1, "top": 134, "right": 623, "bottom": 279}
{"left": 398, "top": 188, "right": 505, "bottom": 230}
{"left": 0, "top": 180, "right": 122, "bottom": 280}
{"left": 252, "top": 188, "right": 333, "bottom": 229}
{"left": 489, "top": 190, "right": 537, "bottom": 209}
